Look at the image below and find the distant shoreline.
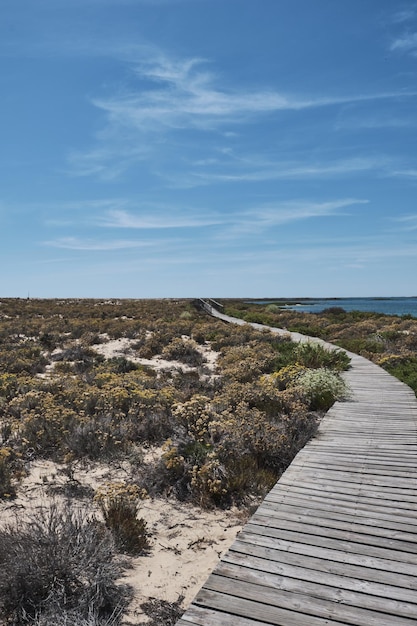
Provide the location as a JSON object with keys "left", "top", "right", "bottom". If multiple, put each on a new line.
{"left": 244, "top": 297, "right": 417, "bottom": 318}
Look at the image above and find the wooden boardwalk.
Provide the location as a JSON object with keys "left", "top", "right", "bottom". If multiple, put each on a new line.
{"left": 177, "top": 308, "right": 417, "bottom": 625}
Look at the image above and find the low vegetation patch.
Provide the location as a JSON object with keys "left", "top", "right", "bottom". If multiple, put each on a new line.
{"left": 0, "top": 297, "right": 354, "bottom": 623}
{"left": 222, "top": 299, "right": 417, "bottom": 396}
{"left": 140, "top": 596, "right": 185, "bottom": 626}
{"left": 95, "top": 482, "right": 150, "bottom": 555}
{"left": 0, "top": 298, "right": 349, "bottom": 507}
{"left": 0, "top": 501, "right": 131, "bottom": 625}
{"left": 295, "top": 368, "right": 351, "bottom": 410}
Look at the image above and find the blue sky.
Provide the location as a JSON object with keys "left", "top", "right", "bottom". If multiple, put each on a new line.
{"left": 1, "top": 0, "right": 417, "bottom": 298}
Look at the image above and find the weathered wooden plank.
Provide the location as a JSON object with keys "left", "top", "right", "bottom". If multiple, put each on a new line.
{"left": 214, "top": 561, "right": 417, "bottom": 619}
{"left": 277, "top": 471, "right": 417, "bottom": 499}
{"left": 264, "top": 491, "right": 417, "bottom": 525}
{"left": 260, "top": 499, "right": 417, "bottom": 533}
{"left": 275, "top": 477, "right": 417, "bottom": 506}
{"left": 296, "top": 462, "right": 417, "bottom": 477}
{"left": 177, "top": 607, "right": 268, "bottom": 626}
{"left": 223, "top": 548, "right": 417, "bottom": 605}
{"left": 249, "top": 512, "right": 417, "bottom": 550}
{"left": 293, "top": 452, "right": 417, "bottom": 468}
{"left": 203, "top": 575, "right": 417, "bottom": 626}
{"left": 280, "top": 465, "right": 417, "bottom": 488}
{"left": 233, "top": 535, "right": 417, "bottom": 583}
{"left": 194, "top": 589, "right": 352, "bottom": 626}
{"left": 304, "top": 450, "right": 417, "bottom": 460}
{"left": 239, "top": 529, "right": 417, "bottom": 573}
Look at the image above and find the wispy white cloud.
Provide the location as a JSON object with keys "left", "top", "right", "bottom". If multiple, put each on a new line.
{"left": 91, "top": 54, "right": 417, "bottom": 133}
{"left": 68, "top": 50, "right": 417, "bottom": 179}
{"left": 393, "top": 214, "right": 417, "bottom": 231}
{"left": 97, "top": 198, "right": 367, "bottom": 237}
{"left": 167, "top": 156, "right": 388, "bottom": 188}
{"left": 390, "top": 32, "right": 417, "bottom": 54}
{"left": 388, "top": 3, "right": 417, "bottom": 53}
{"left": 218, "top": 199, "right": 368, "bottom": 239}
{"left": 390, "top": 168, "right": 417, "bottom": 178}
{"left": 67, "top": 146, "right": 150, "bottom": 180}
{"left": 52, "top": 198, "right": 129, "bottom": 212}
{"left": 99, "top": 208, "right": 224, "bottom": 229}
{"left": 391, "top": 7, "right": 416, "bottom": 24}
{"left": 43, "top": 237, "right": 155, "bottom": 250}
{"left": 41, "top": 199, "right": 129, "bottom": 226}
{"left": 334, "top": 113, "right": 415, "bottom": 131}
{"left": 244, "top": 199, "right": 367, "bottom": 225}
{"left": 42, "top": 197, "right": 366, "bottom": 252}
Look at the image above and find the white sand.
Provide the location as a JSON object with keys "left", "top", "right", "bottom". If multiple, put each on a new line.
{"left": 92, "top": 336, "right": 220, "bottom": 377}
{"left": 0, "top": 458, "right": 243, "bottom": 624}
{"left": 122, "top": 497, "right": 242, "bottom": 623}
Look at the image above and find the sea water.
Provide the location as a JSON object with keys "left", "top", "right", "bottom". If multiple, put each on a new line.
{"left": 258, "top": 297, "right": 417, "bottom": 317}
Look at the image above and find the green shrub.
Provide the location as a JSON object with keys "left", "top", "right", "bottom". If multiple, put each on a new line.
{"left": 265, "top": 304, "right": 280, "bottom": 314}
{"left": 384, "top": 356, "right": 417, "bottom": 396}
{"left": 296, "top": 368, "right": 351, "bottom": 410}
{"left": 335, "top": 337, "right": 385, "bottom": 356}
{"left": 294, "top": 342, "right": 350, "bottom": 371}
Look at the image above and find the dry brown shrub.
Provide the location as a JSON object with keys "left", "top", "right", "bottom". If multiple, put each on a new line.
{"left": 0, "top": 502, "right": 131, "bottom": 624}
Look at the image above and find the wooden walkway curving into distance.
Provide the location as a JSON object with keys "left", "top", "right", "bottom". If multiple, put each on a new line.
{"left": 177, "top": 304, "right": 417, "bottom": 625}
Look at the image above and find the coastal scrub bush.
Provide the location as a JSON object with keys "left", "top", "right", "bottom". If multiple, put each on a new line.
{"left": 0, "top": 343, "right": 48, "bottom": 375}
{"left": 160, "top": 386, "right": 317, "bottom": 508}
{"left": 218, "top": 343, "right": 277, "bottom": 382}
{"left": 173, "top": 395, "right": 212, "bottom": 442}
{"left": 0, "top": 502, "right": 131, "bottom": 624}
{"left": 65, "top": 415, "right": 128, "bottom": 460}
{"left": 334, "top": 337, "right": 385, "bottom": 357}
{"left": 7, "top": 390, "right": 80, "bottom": 458}
{"left": 296, "top": 368, "right": 351, "bottom": 410}
{"left": 384, "top": 356, "right": 417, "bottom": 396}
{"left": 212, "top": 379, "right": 307, "bottom": 419}
{"left": 294, "top": 342, "right": 350, "bottom": 371}
{"left": 95, "top": 482, "right": 149, "bottom": 555}
{"left": 106, "top": 356, "right": 139, "bottom": 373}
{"left": 162, "top": 337, "right": 205, "bottom": 366}
{"left": 265, "top": 304, "right": 280, "bottom": 313}
{"left": 321, "top": 307, "right": 347, "bottom": 316}
{"left": 0, "top": 448, "right": 16, "bottom": 499}
{"left": 212, "top": 401, "right": 312, "bottom": 473}
{"left": 268, "top": 364, "right": 307, "bottom": 391}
